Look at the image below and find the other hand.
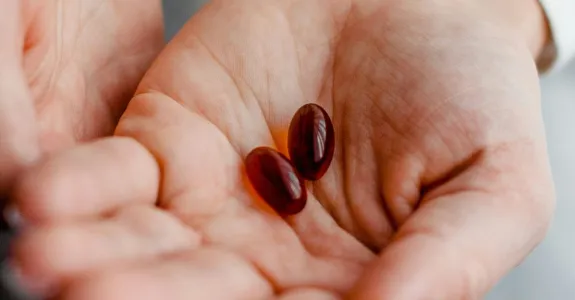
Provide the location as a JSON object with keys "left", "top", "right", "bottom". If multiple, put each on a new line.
{"left": 0, "top": 0, "right": 163, "bottom": 199}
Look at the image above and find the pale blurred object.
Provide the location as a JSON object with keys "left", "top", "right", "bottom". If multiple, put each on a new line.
{"left": 538, "top": 0, "right": 575, "bottom": 72}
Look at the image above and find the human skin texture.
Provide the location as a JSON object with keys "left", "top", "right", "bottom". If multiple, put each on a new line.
{"left": 9, "top": 0, "right": 554, "bottom": 299}
{"left": 0, "top": 0, "right": 163, "bottom": 197}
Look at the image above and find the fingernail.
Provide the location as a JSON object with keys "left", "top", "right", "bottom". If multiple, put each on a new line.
{"left": 3, "top": 205, "right": 26, "bottom": 229}
{"left": 2, "top": 261, "right": 50, "bottom": 299}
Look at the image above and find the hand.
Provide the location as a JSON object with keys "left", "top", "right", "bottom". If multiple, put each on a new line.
{"left": 0, "top": 0, "right": 163, "bottom": 198}
{"left": 10, "top": 0, "right": 554, "bottom": 299}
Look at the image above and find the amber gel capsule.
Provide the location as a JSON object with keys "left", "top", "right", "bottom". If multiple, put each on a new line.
{"left": 245, "top": 147, "right": 307, "bottom": 215}
{"left": 288, "top": 103, "right": 335, "bottom": 180}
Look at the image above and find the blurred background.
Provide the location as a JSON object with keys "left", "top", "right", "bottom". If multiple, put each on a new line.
{"left": 2, "top": 0, "right": 574, "bottom": 299}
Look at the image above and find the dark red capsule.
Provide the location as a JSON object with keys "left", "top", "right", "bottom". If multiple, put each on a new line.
{"left": 245, "top": 147, "right": 307, "bottom": 215}
{"left": 288, "top": 103, "right": 335, "bottom": 180}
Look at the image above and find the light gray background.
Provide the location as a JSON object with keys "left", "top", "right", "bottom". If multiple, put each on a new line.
{"left": 164, "top": 0, "right": 575, "bottom": 299}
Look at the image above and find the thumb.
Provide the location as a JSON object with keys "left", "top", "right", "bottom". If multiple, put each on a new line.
{"left": 0, "top": 1, "right": 39, "bottom": 197}
{"left": 349, "top": 148, "right": 554, "bottom": 299}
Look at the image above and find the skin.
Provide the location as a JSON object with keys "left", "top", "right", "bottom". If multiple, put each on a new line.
{"left": 0, "top": 0, "right": 163, "bottom": 197}
{"left": 8, "top": 0, "right": 555, "bottom": 299}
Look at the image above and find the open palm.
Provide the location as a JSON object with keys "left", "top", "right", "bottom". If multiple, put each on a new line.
{"left": 12, "top": 1, "right": 554, "bottom": 299}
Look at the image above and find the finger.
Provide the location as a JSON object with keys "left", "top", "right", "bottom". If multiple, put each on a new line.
{"left": 12, "top": 137, "right": 159, "bottom": 224}
{"left": 62, "top": 248, "right": 273, "bottom": 300}
{"left": 0, "top": 0, "right": 39, "bottom": 194}
{"left": 11, "top": 205, "right": 199, "bottom": 295}
{"left": 274, "top": 289, "right": 340, "bottom": 300}
{"left": 349, "top": 151, "right": 555, "bottom": 299}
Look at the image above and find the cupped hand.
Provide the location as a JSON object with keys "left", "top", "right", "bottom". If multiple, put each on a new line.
{"left": 11, "top": 0, "right": 555, "bottom": 299}
{"left": 0, "top": 0, "right": 163, "bottom": 197}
